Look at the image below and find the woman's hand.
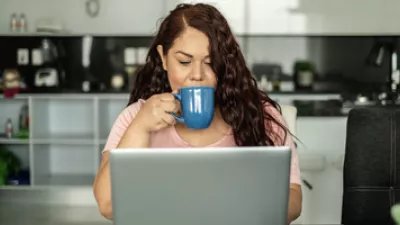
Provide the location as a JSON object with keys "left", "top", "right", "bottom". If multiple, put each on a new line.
{"left": 132, "top": 92, "right": 179, "bottom": 133}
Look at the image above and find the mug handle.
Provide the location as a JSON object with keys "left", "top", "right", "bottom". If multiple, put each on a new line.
{"left": 171, "top": 93, "right": 184, "bottom": 123}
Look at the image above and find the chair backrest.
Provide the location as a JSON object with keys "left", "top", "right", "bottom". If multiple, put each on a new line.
{"left": 342, "top": 107, "right": 400, "bottom": 225}
{"left": 280, "top": 105, "right": 297, "bottom": 135}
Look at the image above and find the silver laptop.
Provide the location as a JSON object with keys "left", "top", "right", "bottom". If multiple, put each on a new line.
{"left": 109, "top": 146, "right": 292, "bottom": 225}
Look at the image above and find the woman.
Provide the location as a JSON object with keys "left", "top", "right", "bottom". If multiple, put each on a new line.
{"left": 93, "top": 3, "right": 302, "bottom": 223}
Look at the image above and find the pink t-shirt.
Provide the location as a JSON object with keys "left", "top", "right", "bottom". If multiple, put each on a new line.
{"left": 103, "top": 99, "right": 301, "bottom": 184}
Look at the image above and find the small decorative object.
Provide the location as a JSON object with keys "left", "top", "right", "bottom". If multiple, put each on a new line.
{"left": 111, "top": 73, "right": 125, "bottom": 91}
{"left": 85, "top": 0, "right": 101, "bottom": 18}
{"left": 2, "top": 69, "right": 24, "bottom": 98}
{"left": 5, "top": 118, "right": 13, "bottom": 139}
{"left": 19, "top": 13, "right": 27, "bottom": 32}
{"left": 258, "top": 75, "right": 269, "bottom": 91}
{"left": 16, "top": 104, "right": 29, "bottom": 139}
{"left": 293, "top": 60, "right": 315, "bottom": 91}
{"left": 10, "top": 13, "right": 18, "bottom": 32}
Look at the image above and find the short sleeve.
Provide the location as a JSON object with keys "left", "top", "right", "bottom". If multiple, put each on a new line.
{"left": 102, "top": 99, "right": 145, "bottom": 153}
{"left": 265, "top": 104, "right": 301, "bottom": 185}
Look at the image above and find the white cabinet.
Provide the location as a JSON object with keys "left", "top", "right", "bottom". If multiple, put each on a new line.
{"left": 98, "top": 98, "right": 128, "bottom": 143}
{"left": 296, "top": 117, "right": 348, "bottom": 224}
{"left": 207, "top": 0, "right": 246, "bottom": 34}
{"left": 247, "top": 0, "right": 291, "bottom": 34}
{"left": 248, "top": 0, "right": 400, "bottom": 35}
{"left": 0, "top": 94, "right": 130, "bottom": 189}
{"left": 63, "top": 0, "right": 164, "bottom": 35}
{"left": 288, "top": 0, "right": 397, "bottom": 35}
{"left": 0, "top": 0, "right": 164, "bottom": 35}
{"left": 166, "top": 0, "right": 246, "bottom": 34}
{"left": 2, "top": 0, "right": 400, "bottom": 35}
{"left": 385, "top": 0, "right": 400, "bottom": 34}
{"left": 31, "top": 98, "right": 96, "bottom": 143}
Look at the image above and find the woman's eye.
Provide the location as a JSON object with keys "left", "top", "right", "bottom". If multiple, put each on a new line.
{"left": 179, "top": 61, "right": 190, "bottom": 65}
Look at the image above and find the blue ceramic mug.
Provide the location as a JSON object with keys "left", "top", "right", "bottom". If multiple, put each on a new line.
{"left": 172, "top": 86, "right": 215, "bottom": 129}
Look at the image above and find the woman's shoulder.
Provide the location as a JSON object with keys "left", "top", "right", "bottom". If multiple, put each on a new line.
{"left": 263, "top": 102, "right": 296, "bottom": 131}
{"left": 262, "top": 101, "right": 290, "bottom": 144}
{"left": 124, "top": 99, "right": 146, "bottom": 114}
{"left": 263, "top": 102, "right": 283, "bottom": 121}
{"left": 102, "top": 99, "right": 146, "bottom": 153}
{"left": 117, "top": 98, "right": 146, "bottom": 121}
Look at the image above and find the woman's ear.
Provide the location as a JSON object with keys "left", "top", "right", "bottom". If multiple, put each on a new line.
{"left": 156, "top": 45, "right": 167, "bottom": 71}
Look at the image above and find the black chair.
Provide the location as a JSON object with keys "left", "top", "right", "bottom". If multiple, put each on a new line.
{"left": 342, "top": 107, "right": 400, "bottom": 225}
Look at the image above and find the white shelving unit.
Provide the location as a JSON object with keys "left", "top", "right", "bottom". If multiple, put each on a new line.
{"left": 98, "top": 97, "right": 129, "bottom": 143}
{"left": 0, "top": 93, "right": 329, "bottom": 191}
{"left": 0, "top": 94, "right": 130, "bottom": 189}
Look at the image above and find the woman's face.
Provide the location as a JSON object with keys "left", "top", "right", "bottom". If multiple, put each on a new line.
{"left": 157, "top": 27, "right": 217, "bottom": 91}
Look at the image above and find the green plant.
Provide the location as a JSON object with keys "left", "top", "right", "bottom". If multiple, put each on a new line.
{"left": 0, "top": 158, "right": 7, "bottom": 185}
{"left": 294, "top": 60, "right": 315, "bottom": 72}
{"left": 0, "top": 146, "right": 21, "bottom": 183}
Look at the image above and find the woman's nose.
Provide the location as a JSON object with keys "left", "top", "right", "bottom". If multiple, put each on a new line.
{"left": 190, "top": 64, "right": 204, "bottom": 81}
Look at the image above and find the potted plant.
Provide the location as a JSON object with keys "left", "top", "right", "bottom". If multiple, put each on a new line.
{"left": 0, "top": 147, "right": 21, "bottom": 185}
{"left": 0, "top": 158, "right": 7, "bottom": 185}
{"left": 293, "top": 60, "right": 316, "bottom": 91}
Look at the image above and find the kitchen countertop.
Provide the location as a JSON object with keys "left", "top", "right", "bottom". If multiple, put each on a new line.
{"left": 0, "top": 203, "right": 112, "bottom": 225}
{"left": 296, "top": 106, "right": 347, "bottom": 117}
{"left": 293, "top": 99, "right": 347, "bottom": 117}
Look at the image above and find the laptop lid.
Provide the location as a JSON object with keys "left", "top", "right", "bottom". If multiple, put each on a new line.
{"left": 109, "top": 146, "right": 291, "bottom": 225}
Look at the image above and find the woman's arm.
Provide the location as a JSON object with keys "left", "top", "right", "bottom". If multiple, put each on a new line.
{"left": 92, "top": 101, "right": 146, "bottom": 220}
{"left": 287, "top": 183, "right": 302, "bottom": 224}
{"left": 93, "top": 95, "right": 178, "bottom": 219}
{"left": 264, "top": 104, "right": 303, "bottom": 224}
{"left": 93, "top": 122, "right": 150, "bottom": 220}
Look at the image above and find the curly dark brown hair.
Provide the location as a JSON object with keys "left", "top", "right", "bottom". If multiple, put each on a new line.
{"left": 128, "top": 3, "right": 290, "bottom": 146}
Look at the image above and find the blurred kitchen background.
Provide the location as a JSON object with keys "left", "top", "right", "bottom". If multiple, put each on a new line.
{"left": 1, "top": 0, "right": 399, "bottom": 224}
